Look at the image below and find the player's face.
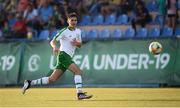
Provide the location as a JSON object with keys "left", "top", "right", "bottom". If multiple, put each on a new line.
{"left": 68, "top": 17, "right": 77, "bottom": 27}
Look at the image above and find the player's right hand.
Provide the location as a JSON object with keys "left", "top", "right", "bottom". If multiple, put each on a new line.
{"left": 53, "top": 47, "right": 59, "bottom": 55}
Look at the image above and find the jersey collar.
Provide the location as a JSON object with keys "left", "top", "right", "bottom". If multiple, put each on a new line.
{"left": 68, "top": 26, "right": 76, "bottom": 31}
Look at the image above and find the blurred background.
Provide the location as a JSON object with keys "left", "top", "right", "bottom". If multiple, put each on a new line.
{"left": 0, "top": 0, "right": 180, "bottom": 40}
{"left": 0, "top": 0, "right": 180, "bottom": 87}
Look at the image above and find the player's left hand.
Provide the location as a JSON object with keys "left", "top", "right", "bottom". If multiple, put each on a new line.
{"left": 71, "top": 39, "right": 81, "bottom": 47}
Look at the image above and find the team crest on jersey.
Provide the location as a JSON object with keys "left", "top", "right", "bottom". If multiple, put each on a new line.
{"left": 62, "top": 35, "right": 65, "bottom": 39}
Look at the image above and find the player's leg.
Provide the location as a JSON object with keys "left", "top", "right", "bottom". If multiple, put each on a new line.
{"left": 68, "top": 63, "right": 82, "bottom": 93}
{"left": 22, "top": 51, "right": 67, "bottom": 94}
{"left": 68, "top": 63, "right": 93, "bottom": 100}
{"left": 49, "top": 69, "right": 64, "bottom": 83}
{"left": 22, "top": 69, "right": 64, "bottom": 94}
{"left": 30, "top": 69, "right": 64, "bottom": 85}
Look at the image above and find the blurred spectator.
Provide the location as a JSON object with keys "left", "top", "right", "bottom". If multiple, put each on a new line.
{"left": 119, "top": 0, "right": 133, "bottom": 14}
{"left": 109, "top": 0, "right": 121, "bottom": 15}
{"left": 12, "top": 13, "right": 27, "bottom": 39}
{"left": 38, "top": 0, "right": 54, "bottom": 24}
{"left": 158, "top": 0, "right": 167, "bottom": 18}
{"left": 58, "top": 1, "right": 74, "bottom": 25}
{"left": 0, "top": 10, "right": 11, "bottom": 38}
{"left": 0, "top": 10, "right": 5, "bottom": 30}
{"left": 23, "top": 2, "right": 42, "bottom": 31}
{"left": 0, "top": 1, "right": 3, "bottom": 11}
{"left": 158, "top": 0, "right": 167, "bottom": 31}
{"left": 64, "top": 1, "right": 79, "bottom": 14}
{"left": 135, "top": 0, "right": 144, "bottom": 6}
{"left": 1, "top": 12, "right": 16, "bottom": 38}
{"left": 89, "top": 0, "right": 99, "bottom": 15}
{"left": 82, "top": 0, "right": 94, "bottom": 10}
{"left": 131, "top": 2, "right": 152, "bottom": 31}
{"left": 23, "top": 2, "right": 38, "bottom": 22}
{"left": 0, "top": 0, "right": 179, "bottom": 40}
{"left": 4, "top": 0, "right": 18, "bottom": 13}
{"left": 69, "top": 0, "right": 88, "bottom": 16}
{"left": 53, "top": 0, "right": 65, "bottom": 4}
{"left": 99, "top": 0, "right": 111, "bottom": 16}
{"left": 48, "top": 4, "right": 66, "bottom": 28}
{"left": 111, "top": 0, "right": 122, "bottom": 5}
{"left": 167, "top": 0, "right": 178, "bottom": 30}
{"left": 134, "top": 0, "right": 145, "bottom": 10}
{"left": 0, "top": 9, "right": 4, "bottom": 39}
{"left": 89, "top": 0, "right": 112, "bottom": 16}
{"left": 7, "top": 12, "right": 17, "bottom": 29}
{"left": 18, "top": 0, "right": 29, "bottom": 12}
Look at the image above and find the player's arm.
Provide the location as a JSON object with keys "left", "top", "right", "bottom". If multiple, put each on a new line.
{"left": 50, "top": 39, "right": 59, "bottom": 54}
{"left": 50, "top": 28, "right": 65, "bottom": 54}
{"left": 71, "top": 39, "right": 82, "bottom": 48}
{"left": 50, "top": 39, "right": 57, "bottom": 48}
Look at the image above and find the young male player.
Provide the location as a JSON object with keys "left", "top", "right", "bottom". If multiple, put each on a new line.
{"left": 22, "top": 12, "right": 93, "bottom": 100}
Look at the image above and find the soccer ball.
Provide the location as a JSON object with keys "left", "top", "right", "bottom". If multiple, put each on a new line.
{"left": 149, "top": 42, "right": 162, "bottom": 55}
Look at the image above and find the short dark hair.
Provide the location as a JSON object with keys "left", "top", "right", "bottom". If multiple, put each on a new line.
{"left": 67, "top": 12, "right": 77, "bottom": 19}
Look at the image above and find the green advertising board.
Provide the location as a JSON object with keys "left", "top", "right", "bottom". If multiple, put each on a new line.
{"left": 0, "top": 42, "right": 21, "bottom": 85}
{"left": 0, "top": 39, "right": 180, "bottom": 86}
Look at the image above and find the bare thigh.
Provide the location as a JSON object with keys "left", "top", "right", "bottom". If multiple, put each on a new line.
{"left": 68, "top": 63, "right": 82, "bottom": 75}
{"left": 49, "top": 69, "right": 64, "bottom": 83}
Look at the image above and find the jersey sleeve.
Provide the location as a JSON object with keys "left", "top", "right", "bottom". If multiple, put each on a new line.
{"left": 53, "top": 28, "right": 66, "bottom": 41}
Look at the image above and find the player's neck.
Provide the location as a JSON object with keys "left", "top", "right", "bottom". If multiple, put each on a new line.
{"left": 68, "top": 26, "right": 76, "bottom": 31}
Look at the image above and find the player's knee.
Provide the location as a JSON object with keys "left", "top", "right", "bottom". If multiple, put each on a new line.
{"left": 74, "top": 70, "right": 82, "bottom": 75}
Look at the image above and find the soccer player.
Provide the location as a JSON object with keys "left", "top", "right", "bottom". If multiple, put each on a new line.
{"left": 22, "top": 12, "right": 93, "bottom": 100}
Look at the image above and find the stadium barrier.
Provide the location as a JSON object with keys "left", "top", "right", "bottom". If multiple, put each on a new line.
{"left": 0, "top": 39, "right": 180, "bottom": 87}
